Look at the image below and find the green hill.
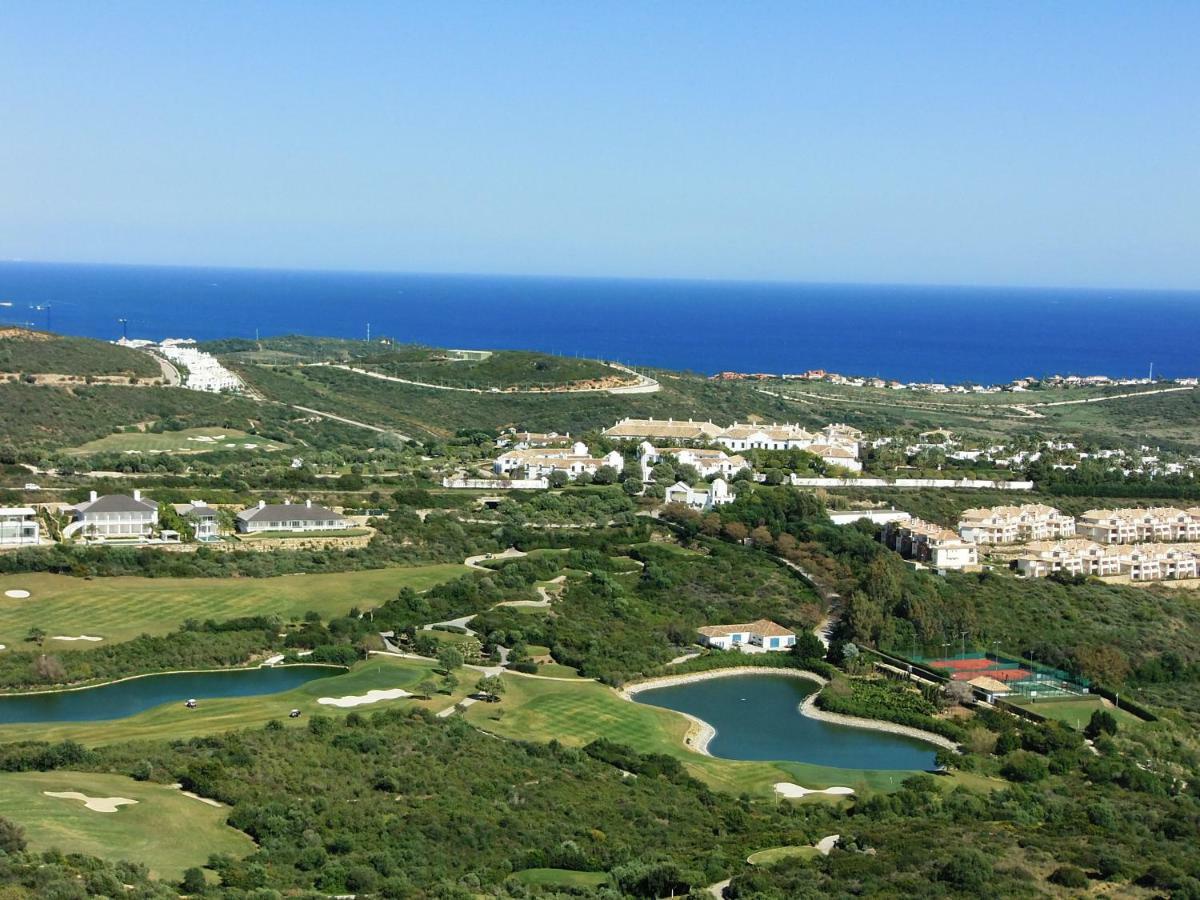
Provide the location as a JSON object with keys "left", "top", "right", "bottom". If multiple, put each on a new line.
{"left": 0, "top": 328, "right": 159, "bottom": 378}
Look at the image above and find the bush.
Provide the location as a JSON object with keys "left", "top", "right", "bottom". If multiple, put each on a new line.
{"left": 1000, "top": 750, "right": 1048, "bottom": 783}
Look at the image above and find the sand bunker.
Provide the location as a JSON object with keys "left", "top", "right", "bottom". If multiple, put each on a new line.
{"left": 51, "top": 635, "right": 103, "bottom": 642}
{"left": 318, "top": 688, "right": 412, "bottom": 708}
{"left": 170, "top": 783, "right": 224, "bottom": 807}
{"left": 4, "top": 590, "right": 30, "bottom": 599}
{"left": 773, "top": 782, "right": 855, "bottom": 799}
{"left": 44, "top": 791, "right": 138, "bottom": 813}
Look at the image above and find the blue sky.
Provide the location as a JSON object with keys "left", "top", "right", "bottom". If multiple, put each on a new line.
{"left": 1, "top": 2, "right": 1197, "bottom": 288}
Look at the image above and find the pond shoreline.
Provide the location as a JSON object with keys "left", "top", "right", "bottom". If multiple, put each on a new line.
{"left": 623, "top": 666, "right": 959, "bottom": 754}
{"left": 0, "top": 663, "right": 346, "bottom": 698}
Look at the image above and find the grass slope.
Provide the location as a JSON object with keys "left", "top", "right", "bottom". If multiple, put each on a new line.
{"left": 0, "top": 565, "right": 468, "bottom": 647}
{"left": 0, "top": 770, "right": 254, "bottom": 880}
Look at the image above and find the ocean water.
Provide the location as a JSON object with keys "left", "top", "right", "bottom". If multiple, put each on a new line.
{"left": 1, "top": 261, "right": 1197, "bottom": 383}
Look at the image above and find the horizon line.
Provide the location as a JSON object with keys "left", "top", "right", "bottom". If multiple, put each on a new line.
{"left": 3, "top": 256, "right": 1199, "bottom": 297}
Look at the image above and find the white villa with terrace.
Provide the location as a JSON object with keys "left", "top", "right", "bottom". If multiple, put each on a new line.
{"left": 0, "top": 507, "right": 39, "bottom": 546}
{"left": 236, "top": 500, "right": 347, "bottom": 533}
{"left": 64, "top": 490, "right": 158, "bottom": 539}
{"left": 957, "top": 504, "right": 1076, "bottom": 544}
{"left": 697, "top": 619, "right": 797, "bottom": 652}
{"left": 173, "top": 500, "right": 221, "bottom": 540}
{"left": 493, "top": 442, "right": 624, "bottom": 481}
{"left": 663, "top": 478, "right": 733, "bottom": 511}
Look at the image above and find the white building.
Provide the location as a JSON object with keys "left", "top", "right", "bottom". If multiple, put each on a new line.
{"left": 0, "top": 507, "right": 39, "bottom": 546}
{"left": 493, "top": 442, "right": 624, "bottom": 481}
{"left": 155, "top": 339, "right": 243, "bottom": 393}
{"left": 803, "top": 442, "right": 863, "bottom": 473}
{"left": 64, "top": 490, "right": 159, "bottom": 539}
{"left": 236, "top": 499, "right": 348, "bottom": 533}
{"left": 1076, "top": 507, "right": 1200, "bottom": 544}
{"left": 173, "top": 500, "right": 220, "bottom": 540}
{"left": 602, "top": 418, "right": 723, "bottom": 443}
{"left": 697, "top": 619, "right": 797, "bottom": 652}
{"left": 828, "top": 509, "right": 911, "bottom": 526}
{"left": 1014, "top": 540, "right": 1122, "bottom": 578}
{"left": 957, "top": 504, "right": 1076, "bottom": 544}
{"left": 715, "top": 422, "right": 817, "bottom": 452}
{"left": 638, "top": 442, "right": 749, "bottom": 480}
{"left": 883, "top": 518, "right": 979, "bottom": 570}
{"left": 663, "top": 478, "right": 734, "bottom": 511}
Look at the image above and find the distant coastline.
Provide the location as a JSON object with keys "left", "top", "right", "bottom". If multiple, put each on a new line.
{"left": 3, "top": 260, "right": 1200, "bottom": 383}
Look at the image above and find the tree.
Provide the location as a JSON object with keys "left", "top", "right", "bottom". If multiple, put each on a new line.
{"left": 547, "top": 470, "right": 569, "bottom": 488}
{"left": 791, "top": 631, "right": 826, "bottom": 660}
{"left": 180, "top": 866, "right": 207, "bottom": 894}
{"left": 475, "top": 675, "right": 506, "bottom": 702}
{"left": 0, "top": 816, "right": 26, "bottom": 854}
{"left": 592, "top": 465, "right": 618, "bottom": 485}
{"left": 439, "top": 673, "right": 459, "bottom": 694}
{"left": 33, "top": 654, "right": 66, "bottom": 683}
{"left": 416, "top": 679, "right": 437, "bottom": 699}
{"left": 24, "top": 626, "right": 45, "bottom": 647}
{"left": 436, "top": 645, "right": 464, "bottom": 673}
{"left": 1084, "top": 709, "right": 1118, "bottom": 740}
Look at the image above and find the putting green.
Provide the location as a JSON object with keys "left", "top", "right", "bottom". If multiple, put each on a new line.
{"left": 0, "top": 565, "right": 468, "bottom": 648}
{"left": 0, "top": 770, "right": 254, "bottom": 880}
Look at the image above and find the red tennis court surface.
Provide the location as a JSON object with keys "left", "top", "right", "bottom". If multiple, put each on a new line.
{"left": 950, "top": 667, "right": 1032, "bottom": 683}
{"left": 927, "top": 657, "right": 996, "bottom": 671}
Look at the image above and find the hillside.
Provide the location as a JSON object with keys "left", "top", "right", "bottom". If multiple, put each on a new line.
{"left": 0, "top": 328, "right": 159, "bottom": 378}
{"left": 3, "top": 331, "right": 1198, "bottom": 453}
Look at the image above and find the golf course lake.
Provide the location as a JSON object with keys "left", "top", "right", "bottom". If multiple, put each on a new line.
{"left": 0, "top": 665, "right": 342, "bottom": 724}
{"left": 635, "top": 673, "right": 939, "bottom": 770}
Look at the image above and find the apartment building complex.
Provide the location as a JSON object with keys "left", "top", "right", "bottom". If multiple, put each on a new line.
{"left": 882, "top": 518, "right": 979, "bottom": 570}
{"left": 957, "top": 504, "right": 1076, "bottom": 544}
{"left": 1016, "top": 539, "right": 1200, "bottom": 582}
{"left": 1076, "top": 507, "right": 1200, "bottom": 544}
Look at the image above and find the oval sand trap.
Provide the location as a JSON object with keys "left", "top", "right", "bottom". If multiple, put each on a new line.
{"left": 43, "top": 791, "right": 138, "bottom": 813}
{"left": 773, "top": 782, "right": 855, "bottom": 799}
{"left": 318, "top": 688, "right": 412, "bottom": 708}
{"left": 4, "top": 590, "right": 30, "bottom": 599}
{"left": 51, "top": 635, "right": 104, "bottom": 642}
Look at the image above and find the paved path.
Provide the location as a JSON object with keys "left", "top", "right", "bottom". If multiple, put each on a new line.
{"left": 464, "top": 548, "right": 527, "bottom": 570}
{"left": 707, "top": 878, "right": 730, "bottom": 899}
{"left": 151, "top": 354, "right": 181, "bottom": 386}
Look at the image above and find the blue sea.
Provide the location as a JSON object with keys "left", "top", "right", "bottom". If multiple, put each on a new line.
{"left": 1, "top": 261, "right": 1198, "bottom": 383}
